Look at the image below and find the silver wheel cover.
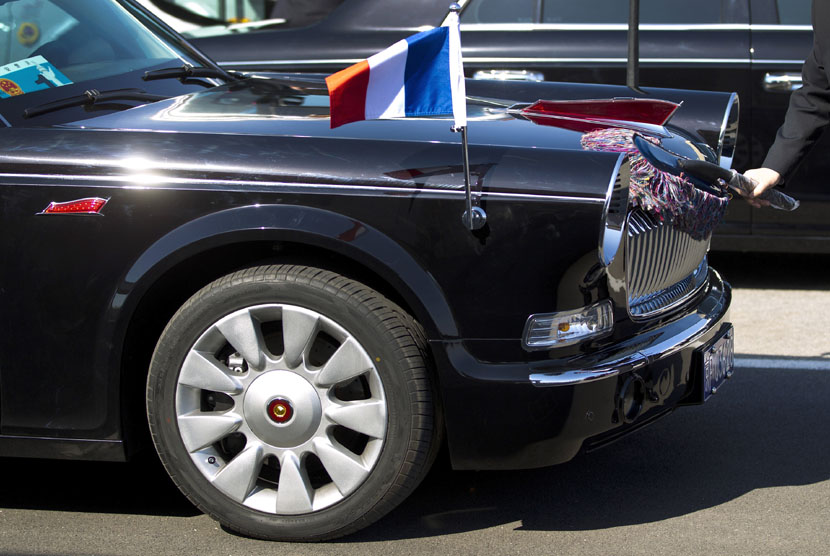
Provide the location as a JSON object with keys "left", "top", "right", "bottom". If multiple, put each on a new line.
{"left": 174, "top": 304, "right": 387, "bottom": 515}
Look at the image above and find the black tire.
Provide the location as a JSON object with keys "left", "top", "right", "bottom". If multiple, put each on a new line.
{"left": 146, "top": 265, "right": 437, "bottom": 541}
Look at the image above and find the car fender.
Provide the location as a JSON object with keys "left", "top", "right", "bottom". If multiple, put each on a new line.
{"left": 116, "top": 203, "right": 459, "bottom": 340}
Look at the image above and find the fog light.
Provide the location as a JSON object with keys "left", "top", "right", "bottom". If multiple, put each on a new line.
{"left": 522, "top": 300, "right": 613, "bottom": 350}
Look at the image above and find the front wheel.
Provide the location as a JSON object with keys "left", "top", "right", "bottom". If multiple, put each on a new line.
{"left": 146, "top": 265, "right": 437, "bottom": 541}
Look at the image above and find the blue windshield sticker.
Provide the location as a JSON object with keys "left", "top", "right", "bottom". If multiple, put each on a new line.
{"left": 0, "top": 56, "right": 73, "bottom": 99}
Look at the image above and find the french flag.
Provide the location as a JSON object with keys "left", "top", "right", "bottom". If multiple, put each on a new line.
{"left": 326, "top": 12, "right": 466, "bottom": 129}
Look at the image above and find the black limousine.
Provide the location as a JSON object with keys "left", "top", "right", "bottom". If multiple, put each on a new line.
{"left": 145, "top": 0, "right": 824, "bottom": 253}
{"left": 1, "top": 0, "right": 735, "bottom": 541}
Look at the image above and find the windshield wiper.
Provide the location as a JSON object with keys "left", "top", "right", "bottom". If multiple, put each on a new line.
{"left": 23, "top": 88, "right": 170, "bottom": 119}
{"left": 143, "top": 64, "right": 242, "bottom": 83}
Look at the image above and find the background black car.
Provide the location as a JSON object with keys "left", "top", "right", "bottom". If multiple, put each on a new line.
{"left": 149, "top": 0, "right": 823, "bottom": 252}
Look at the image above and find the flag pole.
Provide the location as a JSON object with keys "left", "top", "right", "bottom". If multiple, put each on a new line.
{"left": 449, "top": 3, "right": 486, "bottom": 231}
{"left": 460, "top": 125, "right": 475, "bottom": 229}
{"left": 459, "top": 126, "right": 486, "bottom": 230}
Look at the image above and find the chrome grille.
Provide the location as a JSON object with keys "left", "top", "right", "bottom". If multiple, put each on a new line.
{"left": 625, "top": 209, "right": 710, "bottom": 319}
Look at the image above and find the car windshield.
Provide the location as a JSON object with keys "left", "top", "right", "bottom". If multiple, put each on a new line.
{"left": 0, "top": 0, "right": 214, "bottom": 125}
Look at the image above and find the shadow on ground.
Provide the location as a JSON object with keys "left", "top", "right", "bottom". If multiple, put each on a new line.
{"left": 349, "top": 365, "right": 829, "bottom": 540}
{"left": 0, "top": 451, "right": 198, "bottom": 517}
{"left": 1, "top": 366, "right": 827, "bottom": 540}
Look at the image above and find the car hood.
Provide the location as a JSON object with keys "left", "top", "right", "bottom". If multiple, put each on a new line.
{"left": 60, "top": 75, "right": 721, "bottom": 164}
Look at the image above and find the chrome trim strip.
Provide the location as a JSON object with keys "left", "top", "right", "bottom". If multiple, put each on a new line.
{"left": 457, "top": 23, "right": 810, "bottom": 32}
{"left": 0, "top": 172, "right": 605, "bottom": 203}
{"left": 750, "top": 24, "right": 812, "bottom": 31}
{"left": 529, "top": 365, "right": 632, "bottom": 386}
{"left": 459, "top": 23, "right": 751, "bottom": 31}
{"left": 241, "top": 56, "right": 804, "bottom": 66}
{"left": 224, "top": 57, "right": 754, "bottom": 67}
{"left": 752, "top": 59, "right": 807, "bottom": 65}
{"left": 474, "top": 57, "right": 750, "bottom": 64}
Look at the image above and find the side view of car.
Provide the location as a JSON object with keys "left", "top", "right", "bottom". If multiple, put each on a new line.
{"left": 2, "top": 0, "right": 735, "bottom": 541}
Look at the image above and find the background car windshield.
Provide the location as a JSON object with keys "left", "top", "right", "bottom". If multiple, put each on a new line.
{"left": 0, "top": 0, "right": 187, "bottom": 99}
{"left": 136, "top": 0, "right": 344, "bottom": 37}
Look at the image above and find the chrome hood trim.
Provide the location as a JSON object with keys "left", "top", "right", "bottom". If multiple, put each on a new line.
{"left": 718, "top": 92, "right": 740, "bottom": 168}
{"left": 599, "top": 154, "right": 630, "bottom": 267}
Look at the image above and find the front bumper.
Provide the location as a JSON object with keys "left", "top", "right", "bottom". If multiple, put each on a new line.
{"left": 432, "top": 270, "right": 731, "bottom": 471}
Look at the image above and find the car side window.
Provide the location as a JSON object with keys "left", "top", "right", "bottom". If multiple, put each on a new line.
{"left": 541, "top": 0, "right": 726, "bottom": 24}
{"left": 776, "top": 0, "right": 811, "bottom": 25}
{"left": 460, "top": 0, "right": 537, "bottom": 24}
{"left": 153, "top": 0, "right": 270, "bottom": 23}
{"left": 142, "top": 0, "right": 344, "bottom": 31}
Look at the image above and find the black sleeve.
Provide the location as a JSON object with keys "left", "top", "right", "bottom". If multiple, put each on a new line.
{"left": 762, "top": 24, "right": 830, "bottom": 180}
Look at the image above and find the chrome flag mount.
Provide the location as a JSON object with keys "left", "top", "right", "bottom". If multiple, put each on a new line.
{"left": 326, "top": 4, "right": 482, "bottom": 230}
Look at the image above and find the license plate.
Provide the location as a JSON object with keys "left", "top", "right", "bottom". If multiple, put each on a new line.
{"left": 699, "top": 325, "right": 735, "bottom": 401}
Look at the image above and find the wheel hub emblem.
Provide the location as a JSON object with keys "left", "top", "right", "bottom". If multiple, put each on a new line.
{"left": 267, "top": 398, "right": 293, "bottom": 424}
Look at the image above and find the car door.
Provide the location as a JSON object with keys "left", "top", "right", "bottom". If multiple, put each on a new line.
{"left": 458, "top": 0, "right": 753, "bottom": 239}
{"left": 748, "top": 0, "right": 828, "bottom": 250}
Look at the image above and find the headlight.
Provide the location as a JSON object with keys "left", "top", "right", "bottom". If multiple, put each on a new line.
{"left": 522, "top": 300, "right": 614, "bottom": 350}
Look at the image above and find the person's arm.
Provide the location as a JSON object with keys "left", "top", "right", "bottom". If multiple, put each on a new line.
{"left": 743, "top": 7, "right": 830, "bottom": 201}
{"left": 762, "top": 45, "right": 830, "bottom": 177}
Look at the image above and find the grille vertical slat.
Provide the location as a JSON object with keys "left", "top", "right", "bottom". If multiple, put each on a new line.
{"left": 663, "top": 225, "right": 682, "bottom": 287}
{"left": 635, "top": 231, "right": 649, "bottom": 300}
{"left": 625, "top": 209, "right": 710, "bottom": 319}
{"left": 653, "top": 225, "right": 670, "bottom": 296}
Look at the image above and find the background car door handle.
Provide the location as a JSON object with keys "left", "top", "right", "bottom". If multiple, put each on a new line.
{"left": 763, "top": 72, "right": 803, "bottom": 92}
{"left": 473, "top": 69, "right": 544, "bottom": 82}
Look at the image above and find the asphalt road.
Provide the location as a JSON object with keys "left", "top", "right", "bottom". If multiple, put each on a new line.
{"left": 1, "top": 252, "right": 828, "bottom": 556}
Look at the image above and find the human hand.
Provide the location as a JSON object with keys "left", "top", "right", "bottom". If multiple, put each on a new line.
{"left": 740, "top": 168, "right": 780, "bottom": 208}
